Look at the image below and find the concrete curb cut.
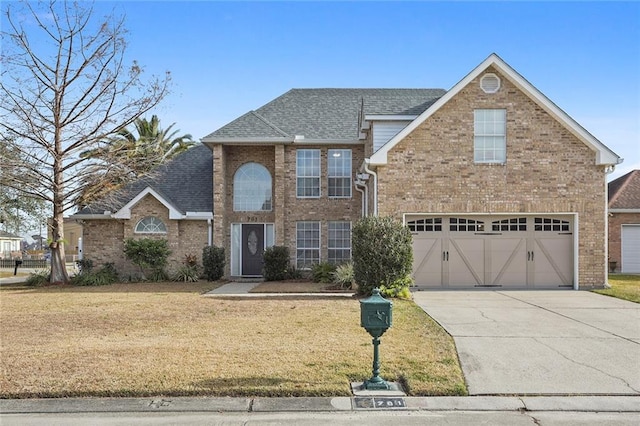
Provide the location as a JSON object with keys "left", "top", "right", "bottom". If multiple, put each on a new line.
{"left": 1, "top": 396, "right": 639, "bottom": 414}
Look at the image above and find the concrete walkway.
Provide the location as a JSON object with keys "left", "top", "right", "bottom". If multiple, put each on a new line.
{"left": 413, "top": 290, "right": 640, "bottom": 396}
{"left": 205, "top": 281, "right": 355, "bottom": 298}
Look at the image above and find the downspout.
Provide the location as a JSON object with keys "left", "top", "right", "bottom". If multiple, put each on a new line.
{"left": 364, "top": 159, "right": 378, "bottom": 217}
{"left": 207, "top": 218, "right": 213, "bottom": 246}
{"left": 354, "top": 180, "right": 367, "bottom": 217}
{"left": 602, "top": 165, "right": 617, "bottom": 289}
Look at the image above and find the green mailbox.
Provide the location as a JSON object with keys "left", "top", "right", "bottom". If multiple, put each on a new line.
{"left": 359, "top": 288, "right": 393, "bottom": 390}
{"left": 360, "top": 288, "right": 393, "bottom": 337}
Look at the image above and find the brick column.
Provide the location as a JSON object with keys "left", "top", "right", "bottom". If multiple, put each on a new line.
{"left": 212, "top": 144, "right": 227, "bottom": 269}
{"left": 274, "top": 144, "right": 286, "bottom": 246}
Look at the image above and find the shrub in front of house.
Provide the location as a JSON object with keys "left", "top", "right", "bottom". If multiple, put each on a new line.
{"left": 263, "top": 246, "right": 292, "bottom": 281}
{"left": 71, "top": 262, "right": 118, "bottom": 286}
{"left": 25, "top": 269, "right": 50, "bottom": 287}
{"left": 332, "top": 261, "right": 355, "bottom": 289}
{"left": 123, "top": 238, "right": 171, "bottom": 281}
{"left": 172, "top": 253, "right": 201, "bottom": 282}
{"left": 312, "top": 262, "right": 337, "bottom": 283}
{"left": 202, "top": 246, "right": 225, "bottom": 281}
{"left": 352, "top": 216, "right": 414, "bottom": 297}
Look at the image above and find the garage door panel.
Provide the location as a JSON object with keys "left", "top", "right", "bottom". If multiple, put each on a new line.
{"left": 533, "top": 237, "right": 572, "bottom": 287}
{"left": 449, "top": 238, "right": 484, "bottom": 287}
{"left": 622, "top": 225, "right": 640, "bottom": 273}
{"left": 412, "top": 237, "right": 443, "bottom": 287}
{"left": 490, "top": 238, "right": 527, "bottom": 287}
{"left": 409, "top": 215, "right": 574, "bottom": 289}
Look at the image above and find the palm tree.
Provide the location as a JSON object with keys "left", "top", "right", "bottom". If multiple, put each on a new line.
{"left": 78, "top": 116, "right": 195, "bottom": 207}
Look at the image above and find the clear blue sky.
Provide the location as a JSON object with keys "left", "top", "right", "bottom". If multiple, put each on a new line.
{"left": 12, "top": 1, "right": 640, "bottom": 179}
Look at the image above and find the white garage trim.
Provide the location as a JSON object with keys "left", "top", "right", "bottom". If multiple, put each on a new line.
{"left": 404, "top": 212, "right": 579, "bottom": 289}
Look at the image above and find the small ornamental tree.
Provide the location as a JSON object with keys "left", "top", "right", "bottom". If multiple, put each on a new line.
{"left": 124, "top": 238, "right": 171, "bottom": 281}
{"left": 352, "top": 216, "right": 413, "bottom": 296}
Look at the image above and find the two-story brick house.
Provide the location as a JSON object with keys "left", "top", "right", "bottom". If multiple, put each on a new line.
{"left": 74, "top": 54, "right": 621, "bottom": 288}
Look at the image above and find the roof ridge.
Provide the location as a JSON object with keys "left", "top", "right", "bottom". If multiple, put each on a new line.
{"left": 250, "top": 111, "right": 290, "bottom": 137}
{"left": 609, "top": 170, "right": 637, "bottom": 206}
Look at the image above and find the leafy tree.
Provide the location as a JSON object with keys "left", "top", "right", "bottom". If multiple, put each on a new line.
{"left": 352, "top": 216, "right": 414, "bottom": 296}
{"left": 0, "top": 1, "right": 170, "bottom": 283}
{"left": 77, "top": 115, "right": 195, "bottom": 207}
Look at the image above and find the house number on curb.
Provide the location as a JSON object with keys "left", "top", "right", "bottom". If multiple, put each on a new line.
{"left": 148, "top": 399, "right": 172, "bottom": 408}
{"left": 353, "top": 397, "right": 406, "bottom": 409}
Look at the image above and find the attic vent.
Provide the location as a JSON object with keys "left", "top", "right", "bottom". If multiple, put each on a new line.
{"left": 480, "top": 73, "right": 501, "bottom": 94}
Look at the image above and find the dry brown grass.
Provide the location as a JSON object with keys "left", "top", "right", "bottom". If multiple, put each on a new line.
{"left": 0, "top": 282, "right": 465, "bottom": 398}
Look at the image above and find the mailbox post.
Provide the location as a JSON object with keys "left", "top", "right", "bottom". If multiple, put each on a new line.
{"left": 360, "top": 288, "right": 393, "bottom": 390}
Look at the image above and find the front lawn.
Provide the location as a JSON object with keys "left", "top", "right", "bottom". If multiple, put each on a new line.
{"left": 594, "top": 274, "right": 640, "bottom": 303}
{"left": 0, "top": 282, "right": 466, "bottom": 398}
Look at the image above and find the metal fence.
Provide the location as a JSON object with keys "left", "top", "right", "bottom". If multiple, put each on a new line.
{"left": 0, "top": 259, "right": 48, "bottom": 269}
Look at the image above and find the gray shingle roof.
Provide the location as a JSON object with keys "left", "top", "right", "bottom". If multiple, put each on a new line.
{"left": 204, "top": 88, "right": 446, "bottom": 141}
{"left": 609, "top": 170, "right": 640, "bottom": 209}
{"left": 77, "top": 143, "right": 213, "bottom": 215}
{"left": 0, "top": 230, "right": 22, "bottom": 239}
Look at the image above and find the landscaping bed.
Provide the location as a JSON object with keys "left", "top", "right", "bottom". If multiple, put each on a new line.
{"left": 0, "top": 282, "right": 465, "bottom": 398}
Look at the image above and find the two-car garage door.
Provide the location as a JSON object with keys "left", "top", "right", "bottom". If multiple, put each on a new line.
{"left": 408, "top": 215, "right": 573, "bottom": 289}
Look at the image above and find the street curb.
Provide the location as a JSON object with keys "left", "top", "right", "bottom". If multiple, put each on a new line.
{"left": 1, "top": 396, "right": 638, "bottom": 414}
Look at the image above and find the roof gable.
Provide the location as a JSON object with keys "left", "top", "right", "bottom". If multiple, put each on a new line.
{"left": 369, "top": 53, "right": 622, "bottom": 166}
{"left": 609, "top": 170, "right": 640, "bottom": 209}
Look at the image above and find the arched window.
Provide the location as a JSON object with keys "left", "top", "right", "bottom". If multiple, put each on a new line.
{"left": 135, "top": 216, "right": 167, "bottom": 234}
{"left": 233, "top": 163, "right": 272, "bottom": 211}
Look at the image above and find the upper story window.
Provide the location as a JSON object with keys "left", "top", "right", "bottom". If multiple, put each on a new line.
{"left": 135, "top": 216, "right": 167, "bottom": 234}
{"left": 296, "top": 149, "right": 320, "bottom": 198}
{"left": 328, "top": 149, "right": 352, "bottom": 198}
{"left": 233, "top": 163, "right": 272, "bottom": 211}
{"left": 474, "top": 109, "right": 506, "bottom": 164}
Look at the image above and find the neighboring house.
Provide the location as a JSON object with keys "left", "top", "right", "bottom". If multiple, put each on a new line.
{"left": 0, "top": 231, "right": 23, "bottom": 259}
{"left": 608, "top": 170, "right": 640, "bottom": 273}
{"left": 46, "top": 218, "right": 84, "bottom": 261}
{"left": 74, "top": 54, "right": 621, "bottom": 289}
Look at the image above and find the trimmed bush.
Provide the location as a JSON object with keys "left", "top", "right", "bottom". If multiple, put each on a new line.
{"left": 202, "top": 246, "right": 225, "bottom": 281}
{"left": 352, "top": 216, "right": 413, "bottom": 296}
{"left": 263, "top": 246, "right": 291, "bottom": 281}
{"left": 312, "top": 262, "right": 336, "bottom": 283}
{"left": 123, "top": 238, "right": 171, "bottom": 281}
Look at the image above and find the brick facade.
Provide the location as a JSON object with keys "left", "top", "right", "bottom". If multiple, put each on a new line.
{"left": 372, "top": 68, "right": 609, "bottom": 288}
{"left": 82, "top": 195, "right": 208, "bottom": 278}
{"left": 212, "top": 143, "right": 364, "bottom": 276}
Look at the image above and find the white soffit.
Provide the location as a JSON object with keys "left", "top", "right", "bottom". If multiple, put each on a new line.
{"left": 369, "top": 53, "right": 621, "bottom": 166}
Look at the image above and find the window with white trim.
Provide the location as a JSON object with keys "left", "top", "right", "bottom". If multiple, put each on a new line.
{"left": 328, "top": 149, "right": 352, "bottom": 198}
{"left": 296, "top": 149, "right": 320, "bottom": 198}
{"left": 233, "top": 162, "right": 272, "bottom": 211}
{"left": 135, "top": 216, "right": 167, "bottom": 234}
{"left": 474, "top": 109, "right": 506, "bottom": 163}
{"left": 328, "top": 221, "right": 351, "bottom": 264}
{"left": 296, "top": 221, "right": 320, "bottom": 269}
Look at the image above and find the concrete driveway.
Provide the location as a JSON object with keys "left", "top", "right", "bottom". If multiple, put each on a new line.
{"left": 413, "top": 290, "right": 640, "bottom": 395}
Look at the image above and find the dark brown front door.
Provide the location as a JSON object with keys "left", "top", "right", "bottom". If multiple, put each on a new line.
{"left": 242, "top": 224, "right": 264, "bottom": 276}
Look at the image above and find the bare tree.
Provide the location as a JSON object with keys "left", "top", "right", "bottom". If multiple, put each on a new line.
{"left": 0, "top": 1, "right": 170, "bottom": 283}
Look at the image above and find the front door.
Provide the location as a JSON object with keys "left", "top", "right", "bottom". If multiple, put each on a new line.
{"left": 242, "top": 224, "right": 264, "bottom": 276}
